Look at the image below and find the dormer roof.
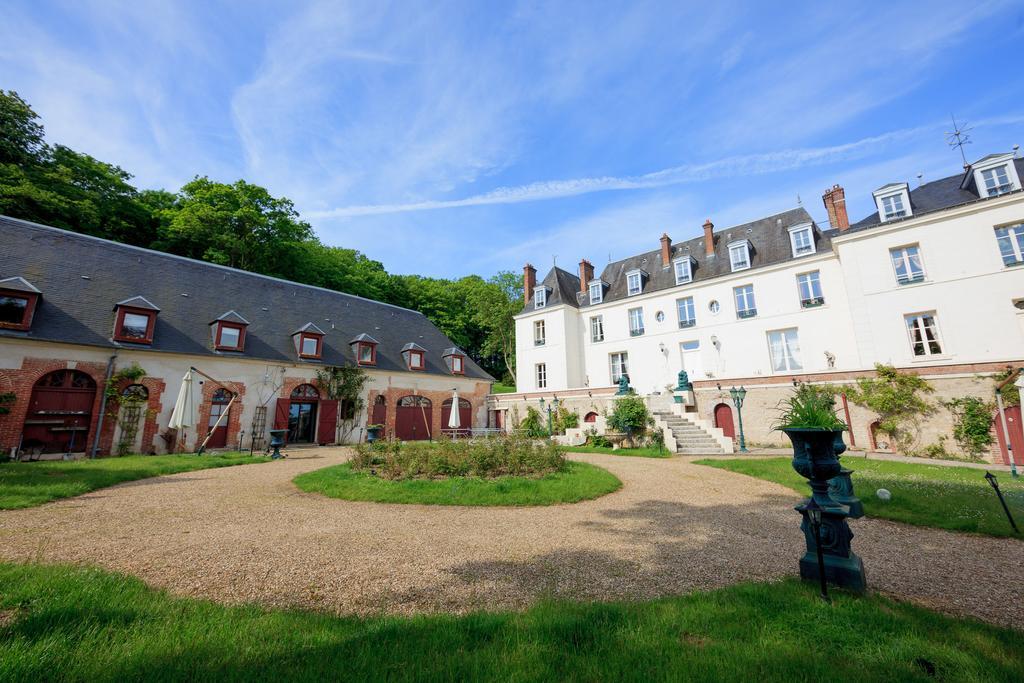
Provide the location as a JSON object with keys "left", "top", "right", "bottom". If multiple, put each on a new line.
{"left": 210, "top": 310, "right": 250, "bottom": 325}
{"left": 401, "top": 342, "right": 426, "bottom": 353}
{"left": 115, "top": 295, "right": 160, "bottom": 311}
{"left": 349, "top": 333, "right": 379, "bottom": 345}
{"left": 442, "top": 347, "right": 464, "bottom": 357}
{"left": 0, "top": 276, "right": 40, "bottom": 294}
{"left": 293, "top": 322, "right": 326, "bottom": 336}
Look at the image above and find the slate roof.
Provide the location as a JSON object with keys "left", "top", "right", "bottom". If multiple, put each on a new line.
{"left": 848, "top": 157, "right": 1024, "bottom": 231}
{"left": 0, "top": 276, "right": 41, "bottom": 294}
{"left": 522, "top": 266, "right": 581, "bottom": 313}
{"left": 0, "top": 215, "right": 493, "bottom": 381}
{"left": 521, "top": 207, "right": 820, "bottom": 313}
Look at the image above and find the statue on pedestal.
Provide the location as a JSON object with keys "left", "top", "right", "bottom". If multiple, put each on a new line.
{"left": 615, "top": 373, "right": 632, "bottom": 396}
{"left": 675, "top": 369, "right": 692, "bottom": 392}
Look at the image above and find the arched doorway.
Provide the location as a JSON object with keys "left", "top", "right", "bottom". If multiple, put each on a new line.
{"left": 23, "top": 370, "right": 97, "bottom": 454}
{"left": 370, "top": 394, "right": 387, "bottom": 428}
{"left": 584, "top": 411, "right": 598, "bottom": 423}
{"left": 288, "top": 384, "right": 319, "bottom": 443}
{"left": 207, "top": 388, "right": 231, "bottom": 449}
{"left": 713, "top": 403, "right": 735, "bottom": 439}
{"left": 869, "top": 421, "right": 892, "bottom": 452}
{"left": 395, "top": 395, "right": 432, "bottom": 441}
{"left": 115, "top": 384, "right": 149, "bottom": 455}
{"left": 441, "top": 397, "right": 472, "bottom": 437}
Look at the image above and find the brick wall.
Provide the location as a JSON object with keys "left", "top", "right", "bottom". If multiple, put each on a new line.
{"left": 367, "top": 382, "right": 491, "bottom": 440}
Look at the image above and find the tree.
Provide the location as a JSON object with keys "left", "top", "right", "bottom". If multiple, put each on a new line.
{"left": 464, "top": 271, "right": 521, "bottom": 383}
{"left": 0, "top": 90, "right": 47, "bottom": 166}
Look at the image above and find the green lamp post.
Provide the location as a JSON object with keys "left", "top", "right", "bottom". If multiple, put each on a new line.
{"left": 729, "top": 386, "right": 748, "bottom": 453}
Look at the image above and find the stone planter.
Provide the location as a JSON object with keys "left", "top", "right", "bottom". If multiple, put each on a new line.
{"left": 604, "top": 432, "right": 627, "bottom": 450}
{"left": 366, "top": 426, "right": 384, "bottom": 443}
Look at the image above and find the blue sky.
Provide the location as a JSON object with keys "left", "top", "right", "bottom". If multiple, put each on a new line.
{"left": 3, "top": 1, "right": 1023, "bottom": 278}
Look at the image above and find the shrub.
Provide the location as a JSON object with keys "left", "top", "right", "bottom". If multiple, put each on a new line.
{"left": 518, "top": 406, "right": 549, "bottom": 437}
{"left": 584, "top": 428, "right": 612, "bottom": 448}
{"left": 350, "top": 434, "right": 565, "bottom": 480}
{"left": 847, "top": 364, "right": 934, "bottom": 452}
{"left": 944, "top": 396, "right": 994, "bottom": 458}
{"left": 551, "top": 407, "right": 579, "bottom": 435}
{"left": 774, "top": 383, "right": 845, "bottom": 430}
{"left": 607, "top": 396, "right": 653, "bottom": 440}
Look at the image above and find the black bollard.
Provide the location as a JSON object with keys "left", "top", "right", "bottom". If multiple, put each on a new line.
{"left": 984, "top": 472, "right": 1020, "bottom": 534}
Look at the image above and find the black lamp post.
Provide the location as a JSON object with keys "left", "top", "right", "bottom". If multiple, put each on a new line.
{"left": 805, "top": 497, "right": 830, "bottom": 602}
{"left": 985, "top": 471, "right": 1020, "bottom": 534}
{"left": 551, "top": 396, "right": 560, "bottom": 435}
{"left": 729, "top": 386, "right": 748, "bottom": 453}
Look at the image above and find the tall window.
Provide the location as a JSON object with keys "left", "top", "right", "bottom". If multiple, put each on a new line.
{"left": 995, "top": 224, "right": 1024, "bottom": 266}
{"left": 890, "top": 245, "right": 924, "bottom": 285}
{"left": 609, "top": 352, "right": 629, "bottom": 384}
{"left": 767, "top": 329, "right": 802, "bottom": 372}
{"left": 534, "top": 288, "right": 546, "bottom": 309}
{"left": 905, "top": 313, "right": 943, "bottom": 357}
{"left": 626, "top": 271, "right": 643, "bottom": 296}
{"left": 628, "top": 307, "right": 644, "bottom": 336}
{"left": 676, "top": 296, "right": 696, "bottom": 328}
{"left": 734, "top": 284, "right": 757, "bottom": 319}
{"left": 982, "top": 165, "right": 1012, "bottom": 196}
{"left": 589, "top": 281, "right": 603, "bottom": 304}
{"left": 535, "top": 363, "right": 547, "bottom": 389}
{"left": 533, "top": 320, "right": 546, "bottom": 346}
{"left": 729, "top": 242, "right": 751, "bottom": 271}
{"left": 590, "top": 315, "right": 604, "bottom": 342}
{"left": 673, "top": 258, "right": 692, "bottom": 285}
{"left": 880, "top": 194, "right": 906, "bottom": 220}
{"left": 789, "top": 225, "right": 814, "bottom": 257}
{"left": 797, "top": 271, "right": 824, "bottom": 308}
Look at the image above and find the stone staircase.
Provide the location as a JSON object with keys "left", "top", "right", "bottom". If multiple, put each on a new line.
{"left": 651, "top": 410, "right": 730, "bottom": 454}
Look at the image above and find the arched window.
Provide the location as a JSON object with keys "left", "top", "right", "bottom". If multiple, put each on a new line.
{"left": 121, "top": 384, "right": 149, "bottom": 401}
{"left": 442, "top": 398, "right": 471, "bottom": 409}
{"left": 374, "top": 394, "right": 386, "bottom": 406}
{"left": 212, "top": 388, "right": 231, "bottom": 403}
{"left": 397, "top": 395, "right": 431, "bottom": 407}
{"left": 291, "top": 384, "right": 320, "bottom": 400}
{"left": 39, "top": 370, "right": 96, "bottom": 389}
{"left": 584, "top": 411, "right": 598, "bottom": 423}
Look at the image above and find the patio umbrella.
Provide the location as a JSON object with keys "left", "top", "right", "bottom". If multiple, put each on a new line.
{"left": 168, "top": 369, "right": 196, "bottom": 450}
{"left": 447, "top": 388, "right": 461, "bottom": 430}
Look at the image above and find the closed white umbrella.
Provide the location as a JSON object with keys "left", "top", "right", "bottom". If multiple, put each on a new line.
{"left": 168, "top": 369, "right": 196, "bottom": 451}
{"left": 447, "top": 388, "right": 461, "bottom": 430}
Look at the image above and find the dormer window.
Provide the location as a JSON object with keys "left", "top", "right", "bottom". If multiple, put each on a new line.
{"left": 872, "top": 183, "right": 912, "bottom": 223}
{"left": 349, "top": 333, "right": 379, "bottom": 366}
{"left": 210, "top": 311, "right": 249, "bottom": 352}
{"left": 534, "top": 288, "right": 547, "bottom": 309}
{"left": 0, "top": 276, "right": 41, "bottom": 331}
{"left": 443, "top": 347, "right": 466, "bottom": 375}
{"left": 788, "top": 224, "right": 815, "bottom": 257}
{"left": 293, "top": 323, "right": 325, "bottom": 360}
{"left": 588, "top": 280, "right": 604, "bottom": 304}
{"left": 113, "top": 296, "right": 159, "bottom": 344}
{"left": 982, "top": 166, "right": 1012, "bottom": 196}
{"left": 626, "top": 269, "right": 646, "bottom": 296}
{"left": 673, "top": 257, "right": 694, "bottom": 285}
{"left": 401, "top": 343, "right": 427, "bottom": 371}
{"left": 969, "top": 153, "right": 1020, "bottom": 198}
{"left": 728, "top": 240, "right": 751, "bottom": 272}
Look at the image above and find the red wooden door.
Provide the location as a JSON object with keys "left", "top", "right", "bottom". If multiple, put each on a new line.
{"left": 206, "top": 389, "right": 230, "bottom": 449}
{"left": 273, "top": 398, "right": 290, "bottom": 444}
{"left": 441, "top": 398, "right": 472, "bottom": 437}
{"left": 994, "top": 406, "right": 1024, "bottom": 466}
{"left": 317, "top": 399, "right": 339, "bottom": 445}
{"left": 395, "top": 396, "right": 432, "bottom": 441}
{"left": 23, "top": 370, "right": 96, "bottom": 454}
{"left": 714, "top": 403, "right": 735, "bottom": 439}
{"left": 371, "top": 395, "right": 387, "bottom": 427}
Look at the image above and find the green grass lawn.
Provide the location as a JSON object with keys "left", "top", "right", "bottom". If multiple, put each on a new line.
{"left": 0, "top": 453, "right": 270, "bottom": 510}
{"left": 490, "top": 383, "right": 516, "bottom": 394}
{"left": 695, "top": 457, "right": 1024, "bottom": 537}
{"left": 293, "top": 460, "right": 621, "bottom": 506}
{"left": 563, "top": 444, "right": 672, "bottom": 458}
{"left": 1, "top": 563, "right": 1021, "bottom": 682}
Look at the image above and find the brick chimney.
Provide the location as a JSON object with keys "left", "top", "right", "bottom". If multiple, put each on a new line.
{"left": 660, "top": 233, "right": 672, "bottom": 266}
{"left": 578, "top": 259, "right": 594, "bottom": 293}
{"left": 523, "top": 264, "right": 536, "bottom": 305}
{"left": 703, "top": 220, "right": 715, "bottom": 257}
{"left": 822, "top": 185, "right": 849, "bottom": 231}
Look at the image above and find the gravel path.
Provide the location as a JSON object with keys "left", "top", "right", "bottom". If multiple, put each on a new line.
{"left": 0, "top": 449, "right": 1020, "bottom": 629}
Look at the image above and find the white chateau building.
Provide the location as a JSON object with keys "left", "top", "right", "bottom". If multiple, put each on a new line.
{"left": 492, "top": 152, "right": 1024, "bottom": 461}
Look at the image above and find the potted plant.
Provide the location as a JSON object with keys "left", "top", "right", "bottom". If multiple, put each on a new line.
{"left": 366, "top": 424, "right": 384, "bottom": 443}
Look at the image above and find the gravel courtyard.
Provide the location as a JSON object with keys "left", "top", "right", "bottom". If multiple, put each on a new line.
{"left": 0, "top": 449, "right": 1020, "bottom": 629}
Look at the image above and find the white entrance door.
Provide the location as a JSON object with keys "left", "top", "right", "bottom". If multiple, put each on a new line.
{"left": 680, "top": 340, "right": 702, "bottom": 379}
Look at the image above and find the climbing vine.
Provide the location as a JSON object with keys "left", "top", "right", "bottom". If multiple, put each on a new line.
{"left": 992, "top": 367, "right": 1021, "bottom": 407}
{"left": 314, "top": 365, "right": 369, "bottom": 442}
{"left": 846, "top": 364, "right": 934, "bottom": 451}
{"left": 944, "top": 396, "right": 995, "bottom": 458}
{"left": 103, "top": 363, "right": 148, "bottom": 405}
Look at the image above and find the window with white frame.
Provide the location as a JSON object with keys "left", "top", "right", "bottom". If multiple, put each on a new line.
{"left": 588, "top": 281, "right": 603, "bottom": 304}
{"left": 767, "top": 328, "right": 803, "bottom": 372}
{"left": 628, "top": 307, "right": 644, "bottom": 336}
{"left": 534, "top": 287, "right": 546, "bottom": 308}
{"left": 609, "top": 352, "right": 629, "bottom": 384}
{"left": 590, "top": 315, "right": 604, "bottom": 342}
{"left": 981, "top": 165, "right": 1012, "bottom": 197}
{"left": 880, "top": 194, "right": 906, "bottom": 220}
{"left": 797, "top": 271, "right": 824, "bottom": 307}
{"left": 905, "top": 312, "right": 943, "bottom": 357}
{"left": 728, "top": 241, "right": 751, "bottom": 271}
{"left": 890, "top": 245, "right": 925, "bottom": 285}
{"left": 626, "top": 271, "right": 643, "bottom": 296}
{"left": 533, "top": 319, "right": 546, "bottom": 346}
{"left": 734, "top": 284, "right": 756, "bottom": 319}
{"left": 789, "top": 225, "right": 815, "bottom": 257}
{"left": 995, "top": 224, "right": 1024, "bottom": 266}
{"left": 535, "top": 363, "right": 547, "bottom": 389}
{"left": 673, "top": 258, "right": 693, "bottom": 285}
{"left": 676, "top": 296, "right": 696, "bottom": 328}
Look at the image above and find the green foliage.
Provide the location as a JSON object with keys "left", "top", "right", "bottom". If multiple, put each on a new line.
{"left": 104, "top": 363, "right": 148, "bottom": 404}
{"left": 697, "top": 456, "right": 1024, "bottom": 538}
{"left": 584, "top": 427, "right": 613, "bottom": 448}
{"left": 944, "top": 397, "right": 995, "bottom": 458}
{"left": 606, "top": 396, "right": 653, "bottom": 438}
{"left": 774, "top": 383, "right": 845, "bottom": 430}
{"left": 314, "top": 365, "right": 368, "bottom": 410}
{"left": 0, "top": 391, "right": 15, "bottom": 416}
{"left": 992, "top": 368, "right": 1021, "bottom": 407}
{"left": 349, "top": 435, "right": 565, "bottom": 480}
{"left": 518, "top": 406, "right": 549, "bottom": 437}
{"left": 551, "top": 406, "right": 579, "bottom": 435}
{"left": 0, "top": 453, "right": 269, "bottom": 509}
{"left": 846, "top": 364, "right": 934, "bottom": 450}
{"left": 565, "top": 443, "right": 672, "bottom": 458}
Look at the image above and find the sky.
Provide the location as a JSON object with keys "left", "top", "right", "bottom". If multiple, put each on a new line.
{"left": 2, "top": 1, "right": 1023, "bottom": 279}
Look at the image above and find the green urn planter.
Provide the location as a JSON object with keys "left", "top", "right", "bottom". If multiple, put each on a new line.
{"left": 366, "top": 425, "right": 384, "bottom": 443}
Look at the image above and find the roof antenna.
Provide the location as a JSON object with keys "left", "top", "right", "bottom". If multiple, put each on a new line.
{"left": 796, "top": 193, "right": 802, "bottom": 206}
{"left": 946, "top": 114, "right": 972, "bottom": 168}
{"left": 1014, "top": 144, "right": 1020, "bottom": 159}
{"left": 552, "top": 255, "right": 558, "bottom": 269}
{"left": 916, "top": 172, "right": 923, "bottom": 187}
